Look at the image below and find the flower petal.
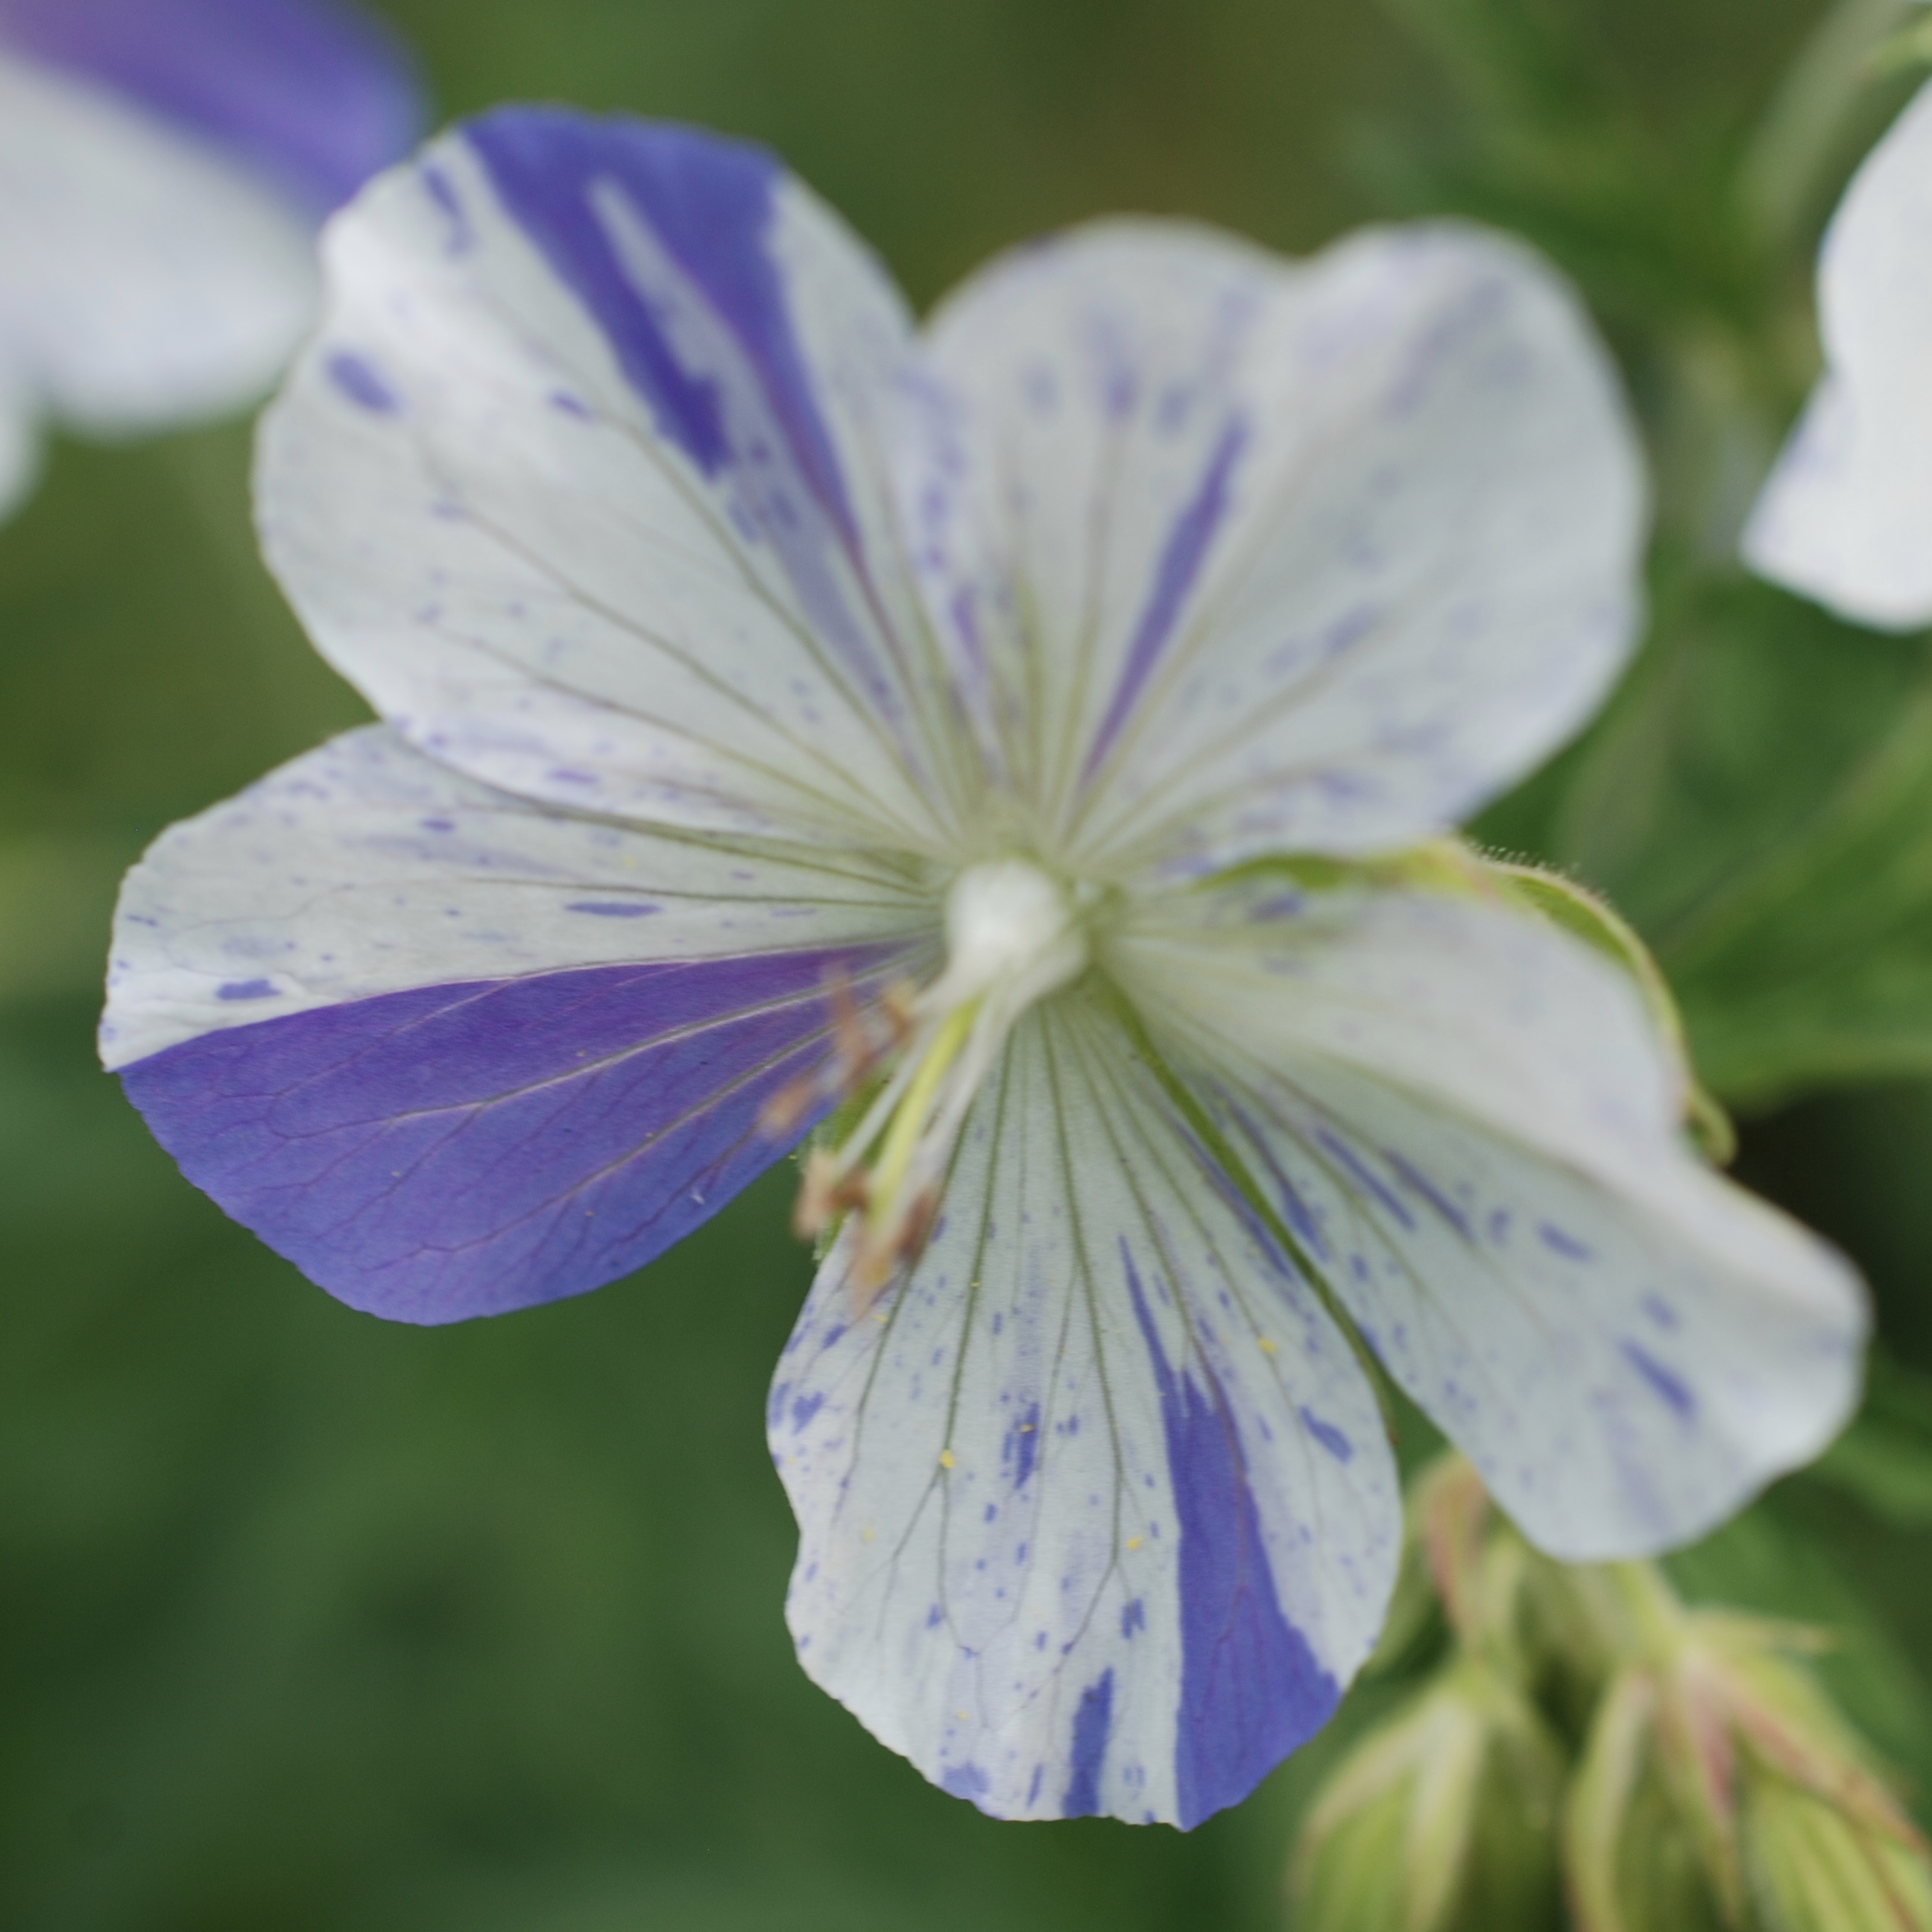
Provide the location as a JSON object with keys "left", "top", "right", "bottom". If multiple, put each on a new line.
{"left": 104, "top": 727, "right": 935, "bottom": 1322}
{"left": 0, "top": 0, "right": 420, "bottom": 217}
{"left": 912, "top": 221, "right": 1645, "bottom": 876}
{"left": 0, "top": 373, "right": 34, "bottom": 518}
{"left": 1108, "top": 878, "right": 1867, "bottom": 1560}
{"left": 1743, "top": 81, "right": 1932, "bottom": 631}
{"left": 258, "top": 108, "right": 974, "bottom": 851}
{"left": 773, "top": 995, "right": 1398, "bottom": 1828}
{"left": 0, "top": 48, "right": 324, "bottom": 452}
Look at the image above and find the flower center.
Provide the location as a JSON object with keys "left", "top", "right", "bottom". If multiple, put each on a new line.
{"left": 789, "top": 858, "right": 1091, "bottom": 1301}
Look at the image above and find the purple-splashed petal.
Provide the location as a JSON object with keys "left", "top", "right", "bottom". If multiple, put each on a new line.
{"left": 773, "top": 996, "right": 1397, "bottom": 1827}
{"left": 1120, "top": 1249, "right": 1338, "bottom": 1826}
{"left": 0, "top": 0, "right": 420, "bottom": 215}
{"left": 257, "top": 109, "right": 967, "bottom": 849}
{"left": 1109, "top": 874, "right": 1868, "bottom": 1562}
{"left": 121, "top": 950, "right": 897, "bottom": 1325}
{"left": 103, "top": 727, "right": 940, "bottom": 1316}
{"left": 464, "top": 113, "right": 853, "bottom": 540}
{"left": 913, "top": 221, "right": 1645, "bottom": 874}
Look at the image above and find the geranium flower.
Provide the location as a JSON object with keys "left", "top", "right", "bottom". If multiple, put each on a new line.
{"left": 1744, "top": 74, "right": 1932, "bottom": 628}
{"left": 0, "top": 0, "right": 419, "bottom": 520}
{"left": 101, "top": 109, "right": 1866, "bottom": 1827}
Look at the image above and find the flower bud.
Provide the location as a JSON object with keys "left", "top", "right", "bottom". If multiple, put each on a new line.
{"left": 1292, "top": 1658, "right": 1565, "bottom": 1932}
{"left": 1743, "top": 1776, "right": 1932, "bottom": 1932}
{"left": 1563, "top": 1588, "right": 1932, "bottom": 1932}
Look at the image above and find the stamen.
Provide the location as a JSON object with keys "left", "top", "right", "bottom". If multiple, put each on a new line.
{"left": 785, "top": 859, "right": 1091, "bottom": 1306}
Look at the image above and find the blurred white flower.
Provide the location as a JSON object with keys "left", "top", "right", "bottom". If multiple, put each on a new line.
{"left": 0, "top": 0, "right": 418, "bottom": 520}
{"left": 1744, "top": 74, "right": 1932, "bottom": 628}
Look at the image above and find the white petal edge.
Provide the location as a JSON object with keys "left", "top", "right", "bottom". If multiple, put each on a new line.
{"left": 1743, "top": 80, "right": 1932, "bottom": 631}
{"left": 0, "top": 370, "right": 35, "bottom": 521}
{"left": 101, "top": 724, "right": 938, "bottom": 1071}
{"left": 912, "top": 219, "right": 1648, "bottom": 877}
{"left": 774, "top": 994, "right": 1398, "bottom": 1827}
{"left": 257, "top": 112, "right": 976, "bottom": 854}
{"left": 1106, "top": 879, "right": 1867, "bottom": 1559}
{"left": 0, "top": 51, "right": 317, "bottom": 442}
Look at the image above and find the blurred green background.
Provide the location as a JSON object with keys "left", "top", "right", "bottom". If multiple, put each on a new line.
{"left": 5, "top": 1, "right": 1932, "bottom": 1926}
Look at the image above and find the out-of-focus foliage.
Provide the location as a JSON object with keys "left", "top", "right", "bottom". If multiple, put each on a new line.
{"left": 4, "top": 2, "right": 1932, "bottom": 1928}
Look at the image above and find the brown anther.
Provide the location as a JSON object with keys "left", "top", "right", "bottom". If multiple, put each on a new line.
{"left": 845, "top": 1183, "right": 941, "bottom": 1313}
{"left": 759, "top": 1073, "right": 819, "bottom": 1137}
{"left": 827, "top": 970, "right": 874, "bottom": 1072}
{"left": 794, "top": 1149, "right": 869, "bottom": 1240}
{"left": 880, "top": 979, "right": 920, "bottom": 1044}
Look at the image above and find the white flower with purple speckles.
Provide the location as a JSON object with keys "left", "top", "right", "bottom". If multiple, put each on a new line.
{"left": 0, "top": 0, "right": 418, "bottom": 519}
{"left": 1745, "top": 71, "right": 1932, "bottom": 628}
{"left": 101, "top": 108, "right": 1866, "bottom": 1828}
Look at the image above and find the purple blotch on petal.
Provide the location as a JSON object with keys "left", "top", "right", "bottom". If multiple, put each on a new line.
{"left": 1083, "top": 417, "right": 1248, "bottom": 780}
{"left": 1123, "top": 1248, "right": 1339, "bottom": 1829}
{"left": 462, "top": 108, "right": 853, "bottom": 534}
{"left": 1061, "top": 1668, "right": 1116, "bottom": 1819}
{"left": 121, "top": 947, "right": 903, "bottom": 1324}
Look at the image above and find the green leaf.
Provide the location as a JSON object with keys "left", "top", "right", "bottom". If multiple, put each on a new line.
{"left": 1808, "top": 1354, "right": 1932, "bottom": 1528}
{"left": 1479, "top": 571, "right": 1932, "bottom": 1111}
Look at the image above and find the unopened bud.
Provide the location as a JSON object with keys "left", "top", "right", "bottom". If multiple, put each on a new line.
{"left": 1565, "top": 1589, "right": 1930, "bottom": 1932}
{"left": 1292, "top": 1659, "right": 1565, "bottom": 1932}
{"left": 1743, "top": 1775, "right": 1932, "bottom": 1932}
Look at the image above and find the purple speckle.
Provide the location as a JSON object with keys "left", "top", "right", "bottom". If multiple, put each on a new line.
{"left": 564, "top": 900, "right": 660, "bottom": 918}
{"left": 326, "top": 350, "right": 400, "bottom": 414}
{"left": 1622, "top": 1341, "right": 1696, "bottom": 1421}
{"left": 1004, "top": 1403, "right": 1041, "bottom": 1489}
{"left": 1538, "top": 1222, "right": 1593, "bottom": 1262}
{"left": 215, "top": 979, "right": 280, "bottom": 1003}
{"left": 1120, "top": 1598, "right": 1146, "bottom": 1639}
{"left": 1298, "top": 1408, "right": 1353, "bottom": 1463}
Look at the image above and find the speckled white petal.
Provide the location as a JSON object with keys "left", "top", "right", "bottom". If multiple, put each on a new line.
{"left": 912, "top": 221, "right": 1646, "bottom": 877}
{"left": 773, "top": 995, "right": 1397, "bottom": 1828}
{"left": 0, "top": 51, "right": 318, "bottom": 444}
{"left": 258, "top": 110, "right": 975, "bottom": 855}
{"left": 1745, "top": 81, "right": 1932, "bottom": 630}
{"left": 101, "top": 724, "right": 935, "bottom": 1070}
{"left": 1107, "top": 878, "right": 1867, "bottom": 1560}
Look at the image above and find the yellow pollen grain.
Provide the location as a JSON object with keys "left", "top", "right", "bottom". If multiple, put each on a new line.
{"left": 954, "top": 1709, "right": 969, "bottom": 1721}
{"left": 1257, "top": 1336, "right": 1278, "bottom": 1356}
{"left": 938, "top": 1449, "right": 956, "bottom": 1469}
{"left": 1126, "top": 1535, "right": 1143, "bottom": 1552}
{"left": 862, "top": 1526, "right": 876, "bottom": 1543}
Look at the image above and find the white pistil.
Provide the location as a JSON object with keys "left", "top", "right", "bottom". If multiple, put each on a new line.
{"left": 793, "top": 859, "right": 1091, "bottom": 1301}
